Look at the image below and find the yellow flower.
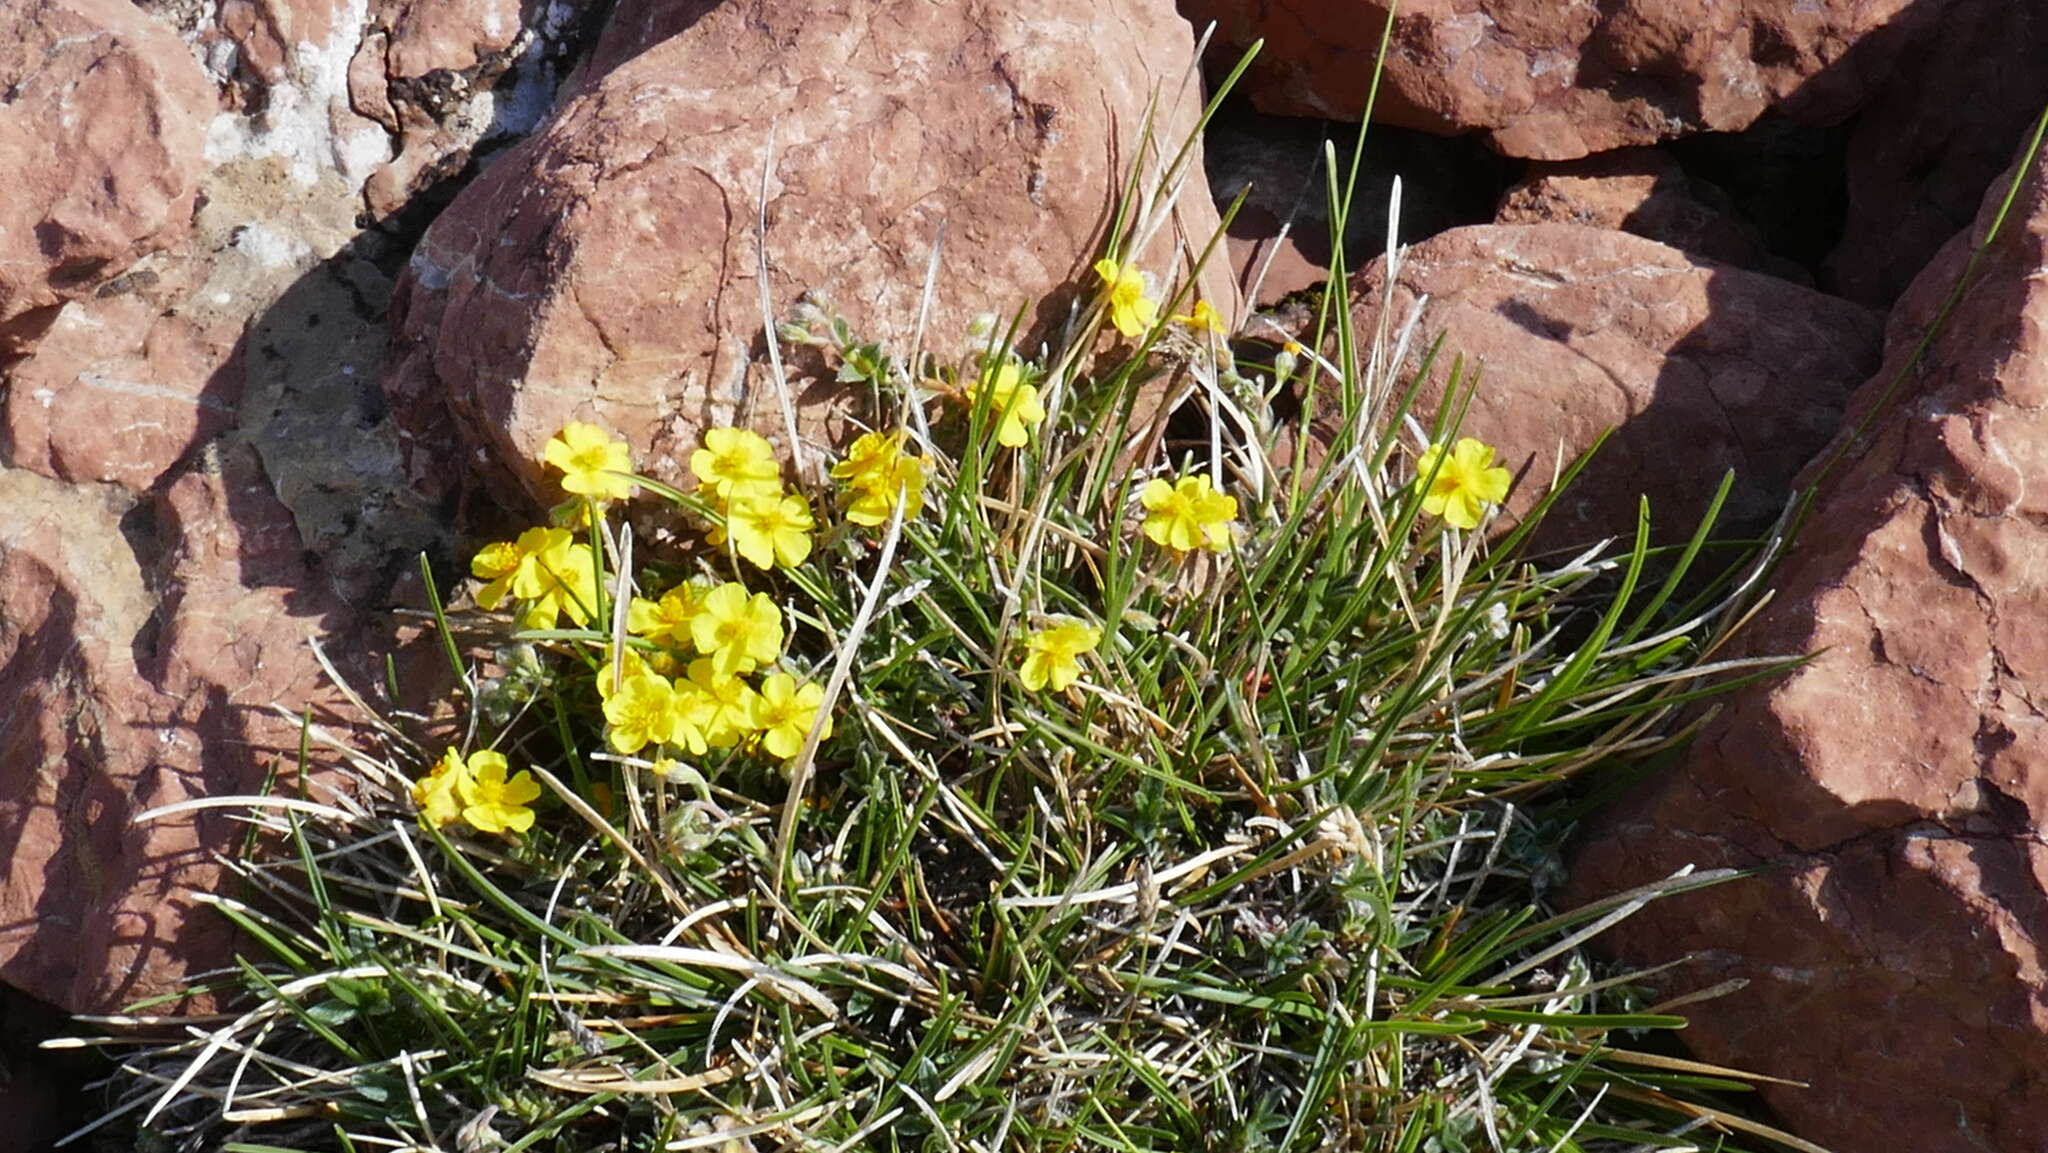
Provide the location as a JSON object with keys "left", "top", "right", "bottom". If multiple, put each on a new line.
{"left": 470, "top": 527, "right": 552, "bottom": 611}
{"left": 690, "top": 427, "right": 783, "bottom": 505}
{"left": 689, "top": 582, "right": 784, "bottom": 678}
{"left": 597, "top": 644, "right": 662, "bottom": 701}
{"left": 628, "top": 583, "right": 702, "bottom": 645}
{"left": 751, "top": 673, "right": 830, "bottom": 759}
{"left": 665, "top": 678, "right": 714, "bottom": 756}
{"left": 543, "top": 421, "right": 636, "bottom": 502}
{"left": 603, "top": 671, "right": 678, "bottom": 754}
{"left": 1172, "top": 299, "right": 1228, "bottom": 336}
{"left": 846, "top": 458, "right": 926, "bottom": 525}
{"left": 832, "top": 429, "right": 903, "bottom": 486}
{"left": 518, "top": 532, "right": 599, "bottom": 630}
{"left": 831, "top": 430, "right": 928, "bottom": 526}
{"left": 1093, "top": 258, "right": 1158, "bottom": 338}
{"left": 410, "top": 748, "right": 470, "bottom": 829}
{"left": 1140, "top": 473, "right": 1238, "bottom": 553}
{"left": 454, "top": 749, "right": 542, "bottom": 835}
{"left": 683, "top": 658, "right": 761, "bottom": 747}
{"left": 1415, "top": 437, "right": 1512, "bottom": 531}
{"left": 1020, "top": 618, "right": 1101, "bottom": 692}
{"left": 966, "top": 361, "right": 1044, "bottom": 448}
{"left": 725, "top": 492, "right": 815, "bottom": 569}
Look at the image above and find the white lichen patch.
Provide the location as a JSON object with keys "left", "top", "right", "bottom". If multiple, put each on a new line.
{"left": 203, "top": 0, "right": 391, "bottom": 187}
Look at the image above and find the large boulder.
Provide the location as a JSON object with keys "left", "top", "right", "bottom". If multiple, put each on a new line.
{"left": 0, "top": 0, "right": 585, "bottom": 1016}
{"left": 0, "top": 0, "right": 215, "bottom": 349}
{"left": 0, "top": 451, "right": 365, "bottom": 1013}
{"left": 385, "top": 0, "right": 1238, "bottom": 503}
{"left": 1178, "top": 0, "right": 1930, "bottom": 161}
{"left": 1566, "top": 141, "right": 2048, "bottom": 1152}
{"left": 1347, "top": 224, "right": 1881, "bottom": 551}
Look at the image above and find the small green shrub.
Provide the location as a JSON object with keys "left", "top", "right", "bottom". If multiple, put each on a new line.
{"left": 67, "top": 60, "right": 1821, "bottom": 1153}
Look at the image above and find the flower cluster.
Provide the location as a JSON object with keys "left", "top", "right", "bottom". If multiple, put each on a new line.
{"left": 603, "top": 579, "right": 831, "bottom": 760}
{"left": 693, "top": 428, "right": 815, "bottom": 569}
{"left": 435, "top": 242, "right": 1495, "bottom": 837}
{"left": 469, "top": 526, "right": 600, "bottom": 630}
{"left": 411, "top": 748, "right": 543, "bottom": 835}
{"left": 428, "top": 422, "right": 843, "bottom": 833}
{"left": 830, "top": 430, "right": 929, "bottom": 525}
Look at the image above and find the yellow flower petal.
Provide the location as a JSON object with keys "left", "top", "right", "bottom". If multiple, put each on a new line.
{"left": 1139, "top": 474, "right": 1237, "bottom": 554}
{"left": 1416, "top": 437, "right": 1511, "bottom": 531}
{"left": 544, "top": 422, "right": 635, "bottom": 501}
{"left": 1094, "top": 258, "right": 1159, "bottom": 338}
{"left": 690, "top": 427, "right": 782, "bottom": 504}
{"left": 690, "top": 582, "right": 784, "bottom": 678}
{"left": 1020, "top": 618, "right": 1101, "bottom": 692}
{"left": 725, "top": 493, "right": 814, "bottom": 569}
{"left": 751, "top": 673, "right": 830, "bottom": 760}
{"left": 967, "top": 362, "right": 1045, "bottom": 448}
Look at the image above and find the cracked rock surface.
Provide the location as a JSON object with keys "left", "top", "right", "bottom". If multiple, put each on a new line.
{"left": 1566, "top": 142, "right": 2048, "bottom": 1153}
{"left": 384, "top": 0, "right": 1236, "bottom": 505}
{"left": 1345, "top": 223, "right": 1882, "bottom": 552}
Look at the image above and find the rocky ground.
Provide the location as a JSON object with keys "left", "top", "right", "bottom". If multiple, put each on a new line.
{"left": 2, "top": 1, "right": 2045, "bottom": 1149}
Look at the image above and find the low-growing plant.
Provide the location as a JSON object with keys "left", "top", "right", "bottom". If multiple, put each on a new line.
{"left": 59, "top": 43, "right": 1829, "bottom": 1153}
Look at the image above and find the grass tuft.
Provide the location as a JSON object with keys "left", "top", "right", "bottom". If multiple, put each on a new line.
{"left": 60, "top": 55, "right": 1824, "bottom": 1153}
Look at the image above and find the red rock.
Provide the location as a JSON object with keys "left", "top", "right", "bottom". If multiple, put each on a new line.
{"left": 1496, "top": 148, "right": 1806, "bottom": 283}
{"left": 0, "top": 452, "right": 321, "bottom": 1013}
{"left": 1181, "top": 0, "right": 1935, "bottom": 161}
{"left": 1566, "top": 142, "right": 2048, "bottom": 1153}
{"left": 577, "top": 0, "right": 707, "bottom": 81}
{"left": 1348, "top": 224, "right": 1880, "bottom": 551}
{"left": 0, "top": 427, "right": 450, "bottom": 1016}
{"left": 205, "top": 0, "right": 394, "bottom": 188}
{"left": 0, "top": 0, "right": 551, "bottom": 1023}
{"left": 351, "top": 0, "right": 592, "bottom": 221}
{"left": 0, "top": 0, "right": 214, "bottom": 347}
{"left": 0, "top": 21, "right": 466, "bottom": 1018}
{"left": 2, "top": 255, "right": 243, "bottom": 491}
{"left": 387, "top": 0, "right": 1238, "bottom": 503}
{"left": 3, "top": 154, "right": 363, "bottom": 495}
{"left": 348, "top": 27, "right": 402, "bottom": 131}
{"left": 380, "top": 0, "right": 523, "bottom": 81}
{"left": 218, "top": 0, "right": 310, "bottom": 86}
